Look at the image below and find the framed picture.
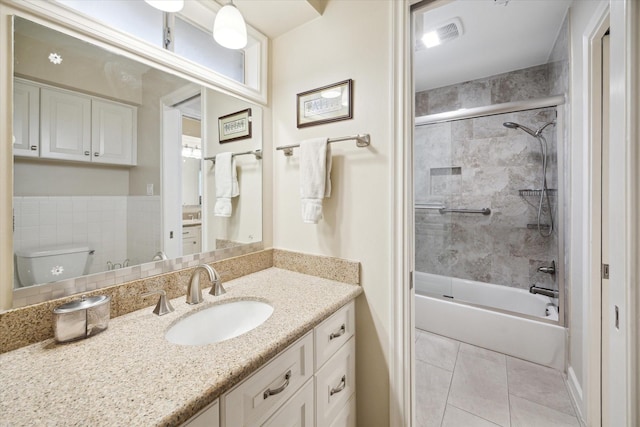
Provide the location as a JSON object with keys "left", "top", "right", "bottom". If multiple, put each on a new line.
{"left": 296, "top": 79, "right": 353, "bottom": 128}
{"left": 218, "top": 108, "right": 252, "bottom": 143}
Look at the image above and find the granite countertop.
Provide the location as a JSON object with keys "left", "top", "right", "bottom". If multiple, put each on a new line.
{"left": 0, "top": 268, "right": 362, "bottom": 426}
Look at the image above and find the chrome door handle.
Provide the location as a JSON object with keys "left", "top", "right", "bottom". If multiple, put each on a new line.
{"left": 330, "top": 375, "right": 346, "bottom": 396}
{"left": 263, "top": 370, "right": 291, "bottom": 399}
{"left": 329, "top": 324, "right": 346, "bottom": 340}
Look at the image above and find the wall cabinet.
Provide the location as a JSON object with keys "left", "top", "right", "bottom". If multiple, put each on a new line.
{"left": 13, "top": 79, "right": 137, "bottom": 166}
{"left": 13, "top": 80, "right": 40, "bottom": 158}
{"left": 206, "top": 301, "right": 356, "bottom": 427}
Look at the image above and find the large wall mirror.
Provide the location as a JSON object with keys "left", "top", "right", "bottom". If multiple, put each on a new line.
{"left": 11, "top": 16, "right": 263, "bottom": 307}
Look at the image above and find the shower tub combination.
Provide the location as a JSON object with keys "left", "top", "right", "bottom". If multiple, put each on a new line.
{"left": 415, "top": 271, "right": 566, "bottom": 370}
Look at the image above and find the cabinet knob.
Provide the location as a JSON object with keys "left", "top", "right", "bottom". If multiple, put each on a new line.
{"left": 94, "top": 152, "right": 100, "bottom": 157}
{"left": 84, "top": 151, "right": 90, "bottom": 156}
{"left": 30, "top": 145, "right": 37, "bottom": 151}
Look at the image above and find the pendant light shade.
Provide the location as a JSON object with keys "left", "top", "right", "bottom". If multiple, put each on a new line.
{"left": 144, "top": 0, "right": 184, "bottom": 13}
{"left": 213, "top": 1, "right": 247, "bottom": 50}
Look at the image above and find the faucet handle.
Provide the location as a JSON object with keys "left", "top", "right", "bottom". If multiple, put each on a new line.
{"left": 142, "top": 290, "right": 175, "bottom": 316}
{"left": 209, "top": 278, "right": 227, "bottom": 296}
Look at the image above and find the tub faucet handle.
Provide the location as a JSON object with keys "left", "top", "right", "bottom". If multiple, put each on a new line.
{"left": 537, "top": 260, "right": 556, "bottom": 274}
{"left": 142, "top": 290, "right": 174, "bottom": 316}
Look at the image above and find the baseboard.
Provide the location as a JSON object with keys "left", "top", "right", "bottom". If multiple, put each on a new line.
{"left": 567, "top": 366, "right": 586, "bottom": 425}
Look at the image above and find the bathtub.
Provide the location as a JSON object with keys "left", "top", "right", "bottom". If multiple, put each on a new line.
{"left": 415, "top": 271, "right": 566, "bottom": 370}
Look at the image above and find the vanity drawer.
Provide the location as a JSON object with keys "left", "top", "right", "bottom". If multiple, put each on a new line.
{"left": 330, "top": 394, "right": 356, "bottom": 427}
{"left": 183, "top": 399, "right": 219, "bottom": 427}
{"left": 314, "top": 301, "right": 355, "bottom": 369}
{"left": 221, "top": 332, "right": 313, "bottom": 427}
{"left": 182, "top": 226, "right": 201, "bottom": 239}
{"left": 260, "top": 378, "right": 314, "bottom": 427}
{"left": 315, "top": 337, "right": 356, "bottom": 427}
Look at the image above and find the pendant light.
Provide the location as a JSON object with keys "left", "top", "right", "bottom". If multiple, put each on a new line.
{"left": 144, "top": 0, "right": 184, "bottom": 13}
{"left": 213, "top": 0, "right": 247, "bottom": 50}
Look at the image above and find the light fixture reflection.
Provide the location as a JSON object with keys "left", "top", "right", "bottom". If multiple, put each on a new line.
{"left": 421, "top": 31, "right": 440, "bottom": 48}
{"left": 321, "top": 89, "right": 342, "bottom": 99}
{"left": 182, "top": 144, "right": 202, "bottom": 159}
{"left": 213, "top": 0, "right": 247, "bottom": 50}
{"left": 144, "top": 0, "right": 184, "bottom": 13}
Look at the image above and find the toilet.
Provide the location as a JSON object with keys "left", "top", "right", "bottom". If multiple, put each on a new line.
{"left": 16, "top": 245, "right": 93, "bottom": 287}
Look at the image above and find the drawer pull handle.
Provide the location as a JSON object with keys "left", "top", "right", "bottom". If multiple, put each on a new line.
{"left": 263, "top": 370, "right": 291, "bottom": 400}
{"left": 330, "top": 375, "right": 346, "bottom": 396}
{"left": 329, "top": 324, "right": 346, "bottom": 340}
{"left": 30, "top": 145, "right": 37, "bottom": 151}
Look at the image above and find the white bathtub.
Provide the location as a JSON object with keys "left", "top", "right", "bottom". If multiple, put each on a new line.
{"left": 415, "top": 271, "right": 566, "bottom": 370}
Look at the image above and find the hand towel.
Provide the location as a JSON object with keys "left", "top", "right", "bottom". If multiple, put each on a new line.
{"left": 214, "top": 152, "right": 239, "bottom": 217}
{"left": 299, "top": 138, "right": 331, "bottom": 223}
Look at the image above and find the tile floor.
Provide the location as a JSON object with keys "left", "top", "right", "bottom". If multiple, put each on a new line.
{"left": 415, "top": 329, "right": 582, "bottom": 427}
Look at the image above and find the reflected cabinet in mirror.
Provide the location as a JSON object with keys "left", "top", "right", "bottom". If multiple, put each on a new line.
{"left": 11, "top": 17, "right": 263, "bottom": 307}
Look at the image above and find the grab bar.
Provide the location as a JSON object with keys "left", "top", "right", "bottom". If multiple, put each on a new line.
{"left": 439, "top": 207, "right": 491, "bottom": 215}
{"left": 414, "top": 204, "right": 491, "bottom": 215}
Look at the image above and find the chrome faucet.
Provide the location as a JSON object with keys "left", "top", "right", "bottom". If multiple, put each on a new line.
{"left": 529, "top": 285, "right": 559, "bottom": 298}
{"left": 186, "top": 264, "right": 226, "bottom": 304}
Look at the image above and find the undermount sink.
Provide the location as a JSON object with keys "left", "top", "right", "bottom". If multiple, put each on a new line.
{"left": 165, "top": 300, "right": 273, "bottom": 346}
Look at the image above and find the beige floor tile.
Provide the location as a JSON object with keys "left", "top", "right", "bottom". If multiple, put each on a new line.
{"left": 510, "top": 395, "right": 580, "bottom": 427}
{"left": 442, "top": 405, "right": 501, "bottom": 427}
{"left": 416, "top": 359, "right": 453, "bottom": 427}
{"left": 448, "top": 348, "right": 510, "bottom": 426}
{"left": 459, "top": 342, "right": 506, "bottom": 364}
{"left": 506, "top": 356, "right": 575, "bottom": 416}
{"left": 416, "top": 330, "right": 460, "bottom": 371}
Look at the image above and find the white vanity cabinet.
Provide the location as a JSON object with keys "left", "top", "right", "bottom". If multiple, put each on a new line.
{"left": 182, "top": 225, "right": 202, "bottom": 255}
{"left": 14, "top": 79, "right": 137, "bottom": 166}
{"left": 13, "top": 80, "right": 40, "bottom": 157}
{"left": 215, "top": 301, "right": 356, "bottom": 427}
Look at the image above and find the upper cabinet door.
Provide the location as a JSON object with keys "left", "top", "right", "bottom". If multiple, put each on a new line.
{"left": 40, "top": 88, "right": 91, "bottom": 162}
{"left": 13, "top": 80, "right": 40, "bottom": 157}
{"left": 91, "top": 99, "right": 137, "bottom": 166}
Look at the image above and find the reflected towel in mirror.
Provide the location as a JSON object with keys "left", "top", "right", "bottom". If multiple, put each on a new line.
{"left": 214, "top": 152, "right": 239, "bottom": 217}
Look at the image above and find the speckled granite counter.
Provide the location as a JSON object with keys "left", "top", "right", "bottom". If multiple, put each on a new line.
{"left": 0, "top": 268, "right": 362, "bottom": 426}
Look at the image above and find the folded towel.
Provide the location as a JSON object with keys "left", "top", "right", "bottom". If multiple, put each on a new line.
{"left": 299, "top": 138, "right": 331, "bottom": 223}
{"left": 214, "top": 152, "right": 239, "bottom": 217}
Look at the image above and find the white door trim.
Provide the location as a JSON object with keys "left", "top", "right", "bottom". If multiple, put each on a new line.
{"left": 390, "top": 0, "right": 413, "bottom": 426}
{"left": 607, "top": 1, "right": 639, "bottom": 425}
{"left": 584, "top": 7, "right": 609, "bottom": 425}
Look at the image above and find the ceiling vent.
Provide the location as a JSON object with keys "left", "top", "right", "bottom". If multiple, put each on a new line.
{"left": 420, "top": 17, "right": 464, "bottom": 49}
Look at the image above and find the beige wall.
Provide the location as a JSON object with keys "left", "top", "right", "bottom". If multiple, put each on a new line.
{"left": 182, "top": 117, "right": 201, "bottom": 138}
{"left": 271, "top": 1, "right": 393, "bottom": 425}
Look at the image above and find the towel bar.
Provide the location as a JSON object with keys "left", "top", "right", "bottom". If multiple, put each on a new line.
{"left": 276, "top": 134, "right": 370, "bottom": 156}
{"left": 205, "top": 149, "right": 262, "bottom": 164}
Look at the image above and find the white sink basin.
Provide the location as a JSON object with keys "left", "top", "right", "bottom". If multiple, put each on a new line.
{"left": 165, "top": 300, "right": 273, "bottom": 346}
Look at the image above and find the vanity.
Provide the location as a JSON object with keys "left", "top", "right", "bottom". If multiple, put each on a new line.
{"left": 0, "top": 267, "right": 361, "bottom": 426}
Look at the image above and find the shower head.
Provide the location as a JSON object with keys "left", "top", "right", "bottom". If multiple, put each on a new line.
{"left": 503, "top": 121, "right": 537, "bottom": 137}
{"left": 503, "top": 121, "right": 555, "bottom": 137}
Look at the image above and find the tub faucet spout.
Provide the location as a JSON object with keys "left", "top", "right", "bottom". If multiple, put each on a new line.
{"left": 186, "top": 264, "right": 226, "bottom": 304}
{"left": 529, "top": 285, "right": 559, "bottom": 298}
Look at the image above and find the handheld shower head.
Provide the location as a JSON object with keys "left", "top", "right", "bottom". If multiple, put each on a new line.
{"left": 503, "top": 121, "right": 556, "bottom": 137}
{"left": 503, "top": 121, "right": 537, "bottom": 137}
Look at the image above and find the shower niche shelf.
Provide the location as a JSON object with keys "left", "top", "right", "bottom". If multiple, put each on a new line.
{"left": 518, "top": 189, "right": 557, "bottom": 197}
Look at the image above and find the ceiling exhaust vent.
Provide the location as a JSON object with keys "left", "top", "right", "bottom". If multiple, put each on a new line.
{"left": 419, "top": 17, "right": 464, "bottom": 49}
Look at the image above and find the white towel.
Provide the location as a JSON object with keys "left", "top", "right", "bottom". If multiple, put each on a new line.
{"left": 299, "top": 138, "right": 331, "bottom": 224}
{"left": 214, "top": 152, "right": 239, "bottom": 217}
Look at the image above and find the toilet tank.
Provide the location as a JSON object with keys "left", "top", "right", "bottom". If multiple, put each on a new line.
{"left": 16, "top": 245, "right": 92, "bottom": 287}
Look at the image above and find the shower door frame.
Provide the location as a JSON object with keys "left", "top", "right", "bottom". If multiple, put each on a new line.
{"left": 414, "top": 98, "right": 567, "bottom": 328}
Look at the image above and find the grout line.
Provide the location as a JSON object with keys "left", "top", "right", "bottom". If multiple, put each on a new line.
{"left": 506, "top": 357, "right": 513, "bottom": 427}
{"left": 439, "top": 340, "right": 461, "bottom": 427}
{"left": 447, "top": 403, "right": 503, "bottom": 427}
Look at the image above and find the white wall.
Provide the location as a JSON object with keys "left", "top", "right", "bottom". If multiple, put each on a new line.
{"left": 567, "top": 0, "right": 608, "bottom": 417}
{"left": 271, "top": 1, "right": 392, "bottom": 425}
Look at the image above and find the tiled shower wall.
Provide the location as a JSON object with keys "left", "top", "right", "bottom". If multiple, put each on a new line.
{"left": 414, "top": 108, "right": 558, "bottom": 291}
{"left": 13, "top": 196, "right": 160, "bottom": 288}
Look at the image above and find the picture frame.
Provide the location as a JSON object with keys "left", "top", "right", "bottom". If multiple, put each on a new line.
{"left": 218, "top": 108, "right": 252, "bottom": 143}
{"left": 296, "top": 79, "right": 353, "bottom": 128}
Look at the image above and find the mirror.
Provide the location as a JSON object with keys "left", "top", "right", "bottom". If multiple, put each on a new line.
{"left": 11, "top": 17, "right": 262, "bottom": 306}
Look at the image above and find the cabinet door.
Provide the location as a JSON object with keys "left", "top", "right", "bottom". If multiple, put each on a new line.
{"left": 13, "top": 80, "right": 40, "bottom": 157}
{"left": 260, "top": 379, "right": 314, "bottom": 427}
{"left": 92, "top": 99, "right": 137, "bottom": 165}
{"left": 40, "top": 88, "right": 91, "bottom": 162}
{"left": 329, "top": 395, "right": 356, "bottom": 427}
{"left": 183, "top": 399, "right": 219, "bottom": 427}
{"left": 315, "top": 301, "right": 355, "bottom": 370}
